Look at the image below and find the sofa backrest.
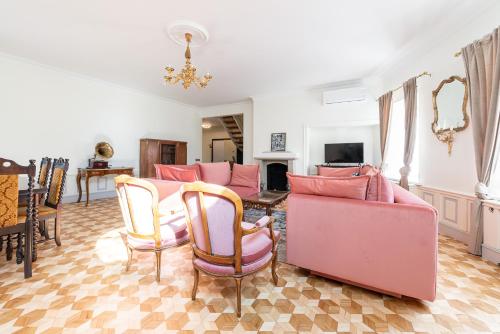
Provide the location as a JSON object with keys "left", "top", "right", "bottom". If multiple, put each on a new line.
{"left": 197, "top": 162, "right": 232, "bottom": 186}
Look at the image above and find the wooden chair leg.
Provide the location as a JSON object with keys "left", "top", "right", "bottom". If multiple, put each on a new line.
{"left": 6, "top": 235, "right": 13, "bottom": 261}
{"left": 54, "top": 216, "right": 61, "bottom": 246}
{"left": 155, "top": 250, "right": 162, "bottom": 282}
{"left": 192, "top": 268, "right": 199, "bottom": 300}
{"left": 43, "top": 220, "right": 49, "bottom": 240}
{"left": 125, "top": 246, "right": 133, "bottom": 271}
{"left": 271, "top": 252, "right": 278, "bottom": 285}
{"left": 235, "top": 278, "right": 242, "bottom": 317}
{"left": 16, "top": 233, "right": 23, "bottom": 264}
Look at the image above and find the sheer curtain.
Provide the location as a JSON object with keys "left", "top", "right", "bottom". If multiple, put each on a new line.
{"left": 384, "top": 98, "right": 420, "bottom": 182}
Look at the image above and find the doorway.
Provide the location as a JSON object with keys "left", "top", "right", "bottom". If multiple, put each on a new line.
{"left": 201, "top": 115, "right": 244, "bottom": 164}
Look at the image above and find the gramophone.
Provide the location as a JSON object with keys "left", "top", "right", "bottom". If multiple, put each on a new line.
{"left": 88, "top": 142, "right": 114, "bottom": 168}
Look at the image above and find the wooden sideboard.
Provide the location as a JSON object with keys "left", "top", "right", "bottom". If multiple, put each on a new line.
{"left": 139, "top": 139, "right": 187, "bottom": 178}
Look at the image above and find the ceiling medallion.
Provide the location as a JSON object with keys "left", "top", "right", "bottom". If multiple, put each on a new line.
{"left": 164, "top": 32, "right": 212, "bottom": 89}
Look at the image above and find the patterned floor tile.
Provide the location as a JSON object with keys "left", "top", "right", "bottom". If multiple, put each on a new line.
{"left": 0, "top": 197, "right": 499, "bottom": 333}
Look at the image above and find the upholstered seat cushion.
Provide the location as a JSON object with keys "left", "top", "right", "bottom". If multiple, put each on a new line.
{"left": 226, "top": 185, "right": 259, "bottom": 198}
{"left": 127, "top": 212, "right": 189, "bottom": 250}
{"left": 193, "top": 222, "right": 279, "bottom": 276}
{"left": 242, "top": 225, "right": 280, "bottom": 264}
{"left": 194, "top": 252, "right": 273, "bottom": 276}
{"left": 18, "top": 205, "right": 57, "bottom": 217}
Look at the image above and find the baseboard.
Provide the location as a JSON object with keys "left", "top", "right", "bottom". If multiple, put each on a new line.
{"left": 438, "top": 223, "right": 470, "bottom": 244}
{"left": 482, "top": 244, "right": 500, "bottom": 265}
{"left": 63, "top": 191, "right": 116, "bottom": 204}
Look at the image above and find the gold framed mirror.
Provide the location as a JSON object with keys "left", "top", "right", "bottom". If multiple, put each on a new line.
{"left": 431, "top": 75, "right": 469, "bottom": 155}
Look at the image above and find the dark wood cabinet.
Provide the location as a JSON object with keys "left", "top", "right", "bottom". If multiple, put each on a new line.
{"left": 140, "top": 139, "right": 188, "bottom": 178}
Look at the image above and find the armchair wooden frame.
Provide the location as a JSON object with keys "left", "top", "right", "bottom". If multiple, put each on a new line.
{"left": 0, "top": 157, "right": 36, "bottom": 278}
{"left": 115, "top": 175, "right": 189, "bottom": 282}
{"left": 180, "top": 182, "right": 278, "bottom": 317}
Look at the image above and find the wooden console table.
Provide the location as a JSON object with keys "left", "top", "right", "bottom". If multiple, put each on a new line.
{"left": 76, "top": 167, "right": 134, "bottom": 206}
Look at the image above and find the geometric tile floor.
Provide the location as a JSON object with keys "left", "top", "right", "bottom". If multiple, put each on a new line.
{"left": 0, "top": 197, "right": 499, "bottom": 333}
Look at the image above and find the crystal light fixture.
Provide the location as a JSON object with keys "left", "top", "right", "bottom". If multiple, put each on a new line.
{"left": 164, "top": 33, "right": 212, "bottom": 89}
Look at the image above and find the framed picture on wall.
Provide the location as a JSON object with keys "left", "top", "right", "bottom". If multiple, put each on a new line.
{"left": 271, "top": 133, "right": 286, "bottom": 152}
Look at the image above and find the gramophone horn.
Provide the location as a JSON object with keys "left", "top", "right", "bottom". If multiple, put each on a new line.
{"left": 95, "top": 142, "right": 114, "bottom": 159}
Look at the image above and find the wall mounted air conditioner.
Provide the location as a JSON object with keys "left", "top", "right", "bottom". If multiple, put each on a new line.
{"left": 323, "top": 86, "right": 368, "bottom": 105}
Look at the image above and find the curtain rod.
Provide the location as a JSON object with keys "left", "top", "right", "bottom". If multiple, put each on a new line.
{"left": 392, "top": 71, "right": 431, "bottom": 92}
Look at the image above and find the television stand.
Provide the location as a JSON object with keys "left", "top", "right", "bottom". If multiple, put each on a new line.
{"left": 316, "top": 163, "right": 362, "bottom": 168}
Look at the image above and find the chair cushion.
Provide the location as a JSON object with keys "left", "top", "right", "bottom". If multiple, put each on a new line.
{"left": 127, "top": 212, "right": 189, "bottom": 250}
{"left": 226, "top": 185, "right": 259, "bottom": 198}
{"left": 194, "top": 252, "right": 273, "bottom": 276}
{"left": 197, "top": 162, "right": 231, "bottom": 186}
{"left": 230, "top": 164, "right": 260, "bottom": 188}
{"left": 0, "top": 175, "right": 19, "bottom": 228}
{"left": 18, "top": 205, "right": 57, "bottom": 218}
{"left": 287, "top": 173, "right": 370, "bottom": 200}
{"left": 154, "top": 164, "right": 199, "bottom": 182}
{"left": 242, "top": 225, "right": 280, "bottom": 264}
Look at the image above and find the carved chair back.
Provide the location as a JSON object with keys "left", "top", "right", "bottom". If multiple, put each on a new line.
{"left": 45, "top": 158, "right": 69, "bottom": 209}
{"left": 115, "top": 175, "right": 163, "bottom": 248}
{"left": 180, "top": 182, "right": 244, "bottom": 273}
{"left": 37, "top": 157, "right": 52, "bottom": 187}
{"left": 0, "top": 158, "right": 35, "bottom": 229}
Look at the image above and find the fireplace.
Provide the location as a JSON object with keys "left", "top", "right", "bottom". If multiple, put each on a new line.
{"left": 254, "top": 152, "right": 297, "bottom": 191}
{"left": 267, "top": 163, "right": 288, "bottom": 191}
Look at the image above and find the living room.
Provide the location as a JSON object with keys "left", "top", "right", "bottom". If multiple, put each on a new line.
{"left": 1, "top": 1, "right": 500, "bottom": 333}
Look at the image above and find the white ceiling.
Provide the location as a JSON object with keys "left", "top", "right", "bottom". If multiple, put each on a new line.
{"left": 0, "top": 1, "right": 497, "bottom": 106}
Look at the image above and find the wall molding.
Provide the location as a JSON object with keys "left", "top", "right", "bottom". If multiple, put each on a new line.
{"left": 62, "top": 191, "right": 116, "bottom": 204}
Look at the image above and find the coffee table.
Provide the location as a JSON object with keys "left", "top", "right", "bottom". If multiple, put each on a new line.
{"left": 240, "top": 190, "right": 289, "bottom": 216}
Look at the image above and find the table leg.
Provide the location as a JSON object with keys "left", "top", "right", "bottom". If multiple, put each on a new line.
{"left": 266, "top": 205, "right": 272, "bottom": 217}
{"left": 76, "top": 171, "right": 82, "bottom": 203}
{"left": 85, "top": 173, "right": 90, "bottom": 207}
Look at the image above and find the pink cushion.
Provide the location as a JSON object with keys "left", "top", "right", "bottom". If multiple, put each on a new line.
{"left": 154, "top": 164, "right": 199, "bottom": 182}
{"left": 127, "top": 213, "right": 189, "bottom": 250}
{"left": 287, "top": 173, "right": 370, "bottom": 200}
{"left": 242, "top": 226, "right": 280, "bottom": 264}
{"left": 230, "top": 164, "right": 260, "bottom": 188}
{"left": 318, "top": 166, "right": 361, "bottom": 177}
{"left": 197, "top": 162, "right": 231, "bottom": 186}
{"left": 194, "top": 252, "right": 273, "bottom": 275}
{"left": 226, "top": 185, "right": 259, "bottom": 198}
{"left": 318, "top": 166, "right": 394, "bottom": 203}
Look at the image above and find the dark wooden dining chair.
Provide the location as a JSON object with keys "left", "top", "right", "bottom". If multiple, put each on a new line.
{"left": 19, "top": 158, "right": 69, "bottom": 246}
{"left": 0, "top": 157, "right": 35, "bottom": 278}
{"left": 37, "top": 157, "right": 52, "bottom": 187}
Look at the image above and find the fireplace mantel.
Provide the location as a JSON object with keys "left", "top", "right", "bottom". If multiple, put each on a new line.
{"left": 254, "top": 152, "right": 297, "bottom": 190}
{"left": 254, "top": 152, "right": 298, "bottom": 161}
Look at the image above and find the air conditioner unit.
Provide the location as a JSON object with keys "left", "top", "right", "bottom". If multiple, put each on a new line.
{"left": 323, "top": 86, "right": 368, "bottom": 105}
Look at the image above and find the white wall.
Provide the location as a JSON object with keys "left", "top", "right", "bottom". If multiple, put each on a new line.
{"left": 252, "top": 90, "right": 379, "bottom": 175}
{"left": 308, "top": 125, "right": 380, "bottom": 174}
{"left": 201, "top": 127, "right": 235, "bottom": 162}
{"left": 0, "top": 53, "right": 202, "bottom": 201}
{"left": 199, "top": 100, "right": 253, "bottom": 164}
{"left": 376, "top": 6, "right": 500, "bottom": 194}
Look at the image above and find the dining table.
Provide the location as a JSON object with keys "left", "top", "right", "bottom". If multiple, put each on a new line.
{"left": 18, "top": 185, "right": 47, "bottom": 262}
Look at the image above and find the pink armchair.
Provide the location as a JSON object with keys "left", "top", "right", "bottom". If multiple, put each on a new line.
{"left": 115, "top": 176, "right": 189, "bottom": 281}
{"left": 180, "top": 182, "right": 280, "bottom": 317}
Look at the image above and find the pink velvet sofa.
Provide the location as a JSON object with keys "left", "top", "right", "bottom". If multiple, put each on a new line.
{"left": 148, "top": 162, "right": 261, "bottom": 213}
{"left": 286, "top": 181, "right": 438, "bottom": 301}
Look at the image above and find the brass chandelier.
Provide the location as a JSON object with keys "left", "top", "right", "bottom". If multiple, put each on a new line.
{"left": 164, "top": 33, "right": 212, "bottom": 89}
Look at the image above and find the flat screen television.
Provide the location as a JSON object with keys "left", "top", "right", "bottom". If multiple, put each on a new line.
{"left": 325, "top": 143, "right": 364, "bottom": 163}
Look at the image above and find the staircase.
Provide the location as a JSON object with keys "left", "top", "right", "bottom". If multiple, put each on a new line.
{"left": 220, "top": 115, "right": 243, "bottom": 151}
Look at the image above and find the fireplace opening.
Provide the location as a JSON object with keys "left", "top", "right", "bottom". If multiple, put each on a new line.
{"left": 267, "top": 163, "right": 288, "bottom": 191}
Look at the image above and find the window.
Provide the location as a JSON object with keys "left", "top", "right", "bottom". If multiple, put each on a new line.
{"left": 384, "top": 99, "right": 420, "bottom": 183}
